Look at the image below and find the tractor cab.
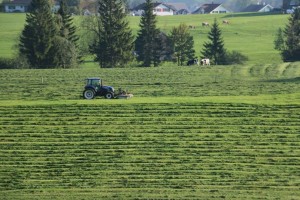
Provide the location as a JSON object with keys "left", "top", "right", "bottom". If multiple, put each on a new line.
{"left": 86, "top": 78, "right": 101, "bottom": 87}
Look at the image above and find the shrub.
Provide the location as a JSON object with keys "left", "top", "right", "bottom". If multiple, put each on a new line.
{"left": 0, "top": 58, "right": 14, "bottom": 69}
{"left": 0, "top": 56, "right": 30, "bottom": 69}
{"left": 225, "top": 50, "right": 248, "bottom": 65}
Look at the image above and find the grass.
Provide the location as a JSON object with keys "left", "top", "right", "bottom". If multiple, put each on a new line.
{"left": 0, "top": 13, "right": 25, "bottom": 58}
{"left": 1, "top": 99, "right": 299, "bottom": 199}
{"left": 0, "top": 63, "right": 299, "bottom": 199}
{"left": 0, "top": 11, "right": 299, "bottom": 200}
{"left": 0, "top": 63, "right": 299, "bottom": 101}
{"left": 0, "top": 12, "right": 289, "bottom": 64}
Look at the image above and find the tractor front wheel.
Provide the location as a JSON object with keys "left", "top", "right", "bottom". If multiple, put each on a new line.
{"left": 83, "top": 89, "right": 95, "bottom": 99}
{"left": 105, "top": 92, "right": 114, "bottom": 99}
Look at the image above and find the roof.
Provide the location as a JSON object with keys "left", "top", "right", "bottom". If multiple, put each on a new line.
{"left": 192, "top": 3, "right": 221, "bottom": 14}
{"left": 3, "top": 0, "right": 32, "bottom": 5}
{"left": 241, "top": 4, "right": 272, "bottom": 12}
{"left": 290, "top": 0, "right": 300, "bottom": 6}
{"left": 166, "top": 3, "right": 189, "bottom": 12}
{"left": 132, "top": 2, "right": 176, "bottom": 11}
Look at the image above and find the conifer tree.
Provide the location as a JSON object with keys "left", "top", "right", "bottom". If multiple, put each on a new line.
{"left": 19, "top": 0, "right": 57, "bottom": 68}
{"left": 54, "top": 0, "right": 80, "bottom": 67}
{"left": 90, "top": 0, "right": 134, "bottom": 68}
{"left": 135, "top": 0, "right": 162, "bottom": 67}
{"left": 57, "top": 0, "right": 79, "bottom": 46}
{"left": 170, "top": 23, "right": 195, "bottom": 66}
{"left": 201, "top": 18, "right": 227, "bottom": 65}
{"left": 278, "top": 8, "right": 300, "bottom": 61}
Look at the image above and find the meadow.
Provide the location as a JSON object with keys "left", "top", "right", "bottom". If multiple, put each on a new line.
{"left": 0, "top": 63, "right": 300, "bottom": 199}
{"left": 0, "top": 12, "right": 289, "bottom": 64}
{"left": 0, "top": 11, "right": 300, "bottom": 200}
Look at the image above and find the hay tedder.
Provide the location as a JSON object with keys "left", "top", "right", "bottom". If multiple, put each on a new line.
{"left": 82, "top": 77, "right": 133, "bottom": 100}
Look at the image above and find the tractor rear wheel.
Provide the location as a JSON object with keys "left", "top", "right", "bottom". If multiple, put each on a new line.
{"left": 105, "top": 92, "right": 114, "bottom": 99}
{"left": 83, "top": 89, "right": 95, "bottom": 99}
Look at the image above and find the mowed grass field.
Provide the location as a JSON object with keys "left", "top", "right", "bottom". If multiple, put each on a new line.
{"left": 0, "top": 63, "right": 300, "bottom": 199}
{"left": 0, "top": 12, "right": 289, "bottom": 64}
{"left": 0, "top": 11, "right": 300, "bottom": 200}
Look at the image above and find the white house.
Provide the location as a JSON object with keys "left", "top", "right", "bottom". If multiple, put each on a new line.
{"left": 241, "top": 4, "right": 274, "bottom": 12}
{"left": 192, "top": 3, "right": 230, "bottom": 14}
{"left": 132, "top": 2, "right": 176, "bottom": 16}
{"left": 3, "top": 0, "right": 61, "bottom": 13}
{"left": 3, "top": 0, "right": 31, "bottom": 13}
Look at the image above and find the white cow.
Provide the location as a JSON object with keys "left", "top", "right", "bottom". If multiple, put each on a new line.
{"left": 201, "top": 58, "right": 210, "bottom": 66}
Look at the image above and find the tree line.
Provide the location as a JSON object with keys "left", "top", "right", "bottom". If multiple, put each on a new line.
{"left": 2, "top": 0, "right": 299, "bottom": 69}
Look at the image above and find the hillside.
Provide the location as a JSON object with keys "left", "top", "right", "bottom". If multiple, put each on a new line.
{"left": 0, "top": 12, "right": 289, "bottom": 64}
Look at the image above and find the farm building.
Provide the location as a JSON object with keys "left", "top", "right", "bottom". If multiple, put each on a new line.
{"left": 131, "top": 2, "right": 177, "bottom": 16}
{"left": 192, "top": 3, "right": 230, "bottom": 14}
{"left": 3, "top": 0, "right": 31, "bottom": 13}
{"left": 241, "top": 4, "right": 274, "bottom": 12}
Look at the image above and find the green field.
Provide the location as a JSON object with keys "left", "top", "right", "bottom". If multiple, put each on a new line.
{"left": 0, "top": 63, "right": 300, "bottom": 199}
{"left": 0, "top": 11, "right": 300, "bottom": 200}
{"left": 0, "top": 12, "right": 289, "bottom": 64}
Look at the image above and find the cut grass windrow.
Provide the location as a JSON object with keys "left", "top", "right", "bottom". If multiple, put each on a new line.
{"left": 0, "top": 102, "right": 299, "bottom": 199}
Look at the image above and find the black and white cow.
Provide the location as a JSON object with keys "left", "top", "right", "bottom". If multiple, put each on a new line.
{"left": 187, "top": 58, "right": 199, "bottom": 66}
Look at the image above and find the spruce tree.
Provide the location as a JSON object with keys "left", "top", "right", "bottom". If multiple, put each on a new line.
{"left": 90, "top": 0, "right": 134, "bottom": 68}
{"left": 57, "top": 0, "right": 79, "bottom": 46}
{"left": 281, "top": 8, "right": 300, "bottom": 61}
{"left": 19, "top": 0, "right": 57, "bottom": 68}
{"left": 170, "top": 23, "right": 195, "bottom": 66}
{"left": 55, "top": 0, "right": 80, "bottom": 67}
{"left": 135, "top": 0, "right": 162, "bottom": 67}
{"left": 201, "top": 18, "right": 227, "bottom": 65}
{"left": 274, "top": 28, "right": 284, "bottom": 51}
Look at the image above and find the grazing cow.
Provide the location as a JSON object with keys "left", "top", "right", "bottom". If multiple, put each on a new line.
{"left": 200, "top": 58, "right": 210, "bottom": 66}
{"left": 189, "top": 25, "right": 196, "bottom": 29}
{"left": 202, "top": 22, "right": 209, "bottom": 27}
{"left": 187, "top": 58, "right": 199, "bottom": 66}
{"left": 223, "top": 20, "right": 229, "bottom": 24}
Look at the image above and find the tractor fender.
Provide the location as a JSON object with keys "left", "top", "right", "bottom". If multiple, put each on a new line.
{"left": 84, "top": 85, "right": 97, "bottom": 92}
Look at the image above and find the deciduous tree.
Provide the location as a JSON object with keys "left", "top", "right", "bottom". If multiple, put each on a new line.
{"left": 170, "top": 23, "right": 195, "bottom": 66}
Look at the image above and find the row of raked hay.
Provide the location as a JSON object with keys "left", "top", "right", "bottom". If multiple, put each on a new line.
{"left": 0, "top": 103, "right": 299, "bottom": 199}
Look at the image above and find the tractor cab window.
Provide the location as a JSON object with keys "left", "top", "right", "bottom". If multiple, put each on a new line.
{"left": 87, "top": 79, "right": 101, "bottom": 86}
{"left": 91, "top": 79, "right": 100, "bottom": 86}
